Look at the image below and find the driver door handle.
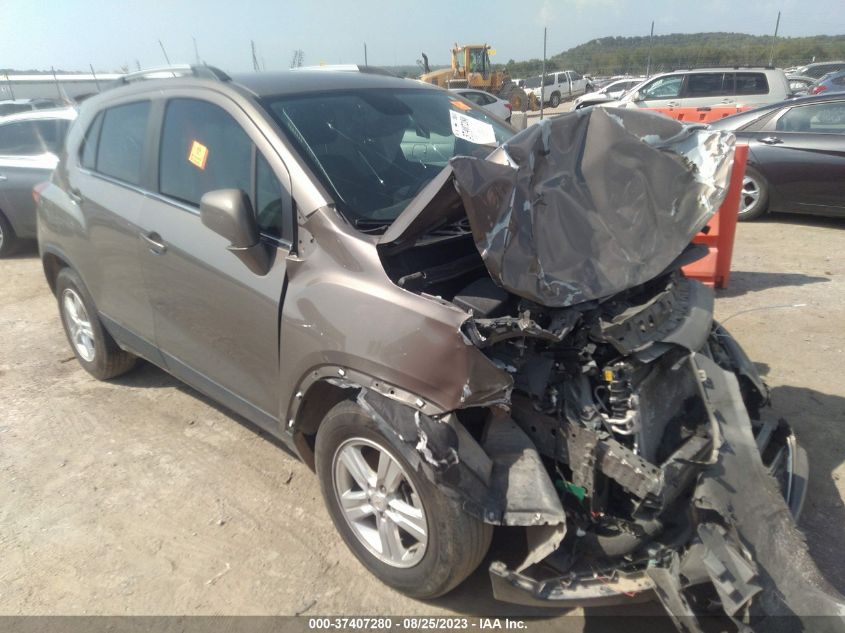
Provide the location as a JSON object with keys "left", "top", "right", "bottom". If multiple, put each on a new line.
{"left": 140, "top": 231, "right": 167, "bottom": 255}
{"left": 667, "top": 101, "right": 680, "bottom": 107}
{"left": 0, "top": 174, "right": 7, "bottom": 181}
{"left": 760, "top": 136, "right": 783, "bottom": 145}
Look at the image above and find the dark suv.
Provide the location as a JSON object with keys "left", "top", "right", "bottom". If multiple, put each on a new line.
{"left": 37, "top": 65, "right": 843, "bottom": 628}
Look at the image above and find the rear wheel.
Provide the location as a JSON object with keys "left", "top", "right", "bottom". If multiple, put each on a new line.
{"left": 56, "top": 267, "right": 137, "bottom": 380}
{"left": 738, "top": 166, "right": 769, "bottom": 221}
{"left": 315, "top": 400, "right": 492, "bottom": 599}
{"left": 0, "top": 211, "right": 18, "bottom": 258}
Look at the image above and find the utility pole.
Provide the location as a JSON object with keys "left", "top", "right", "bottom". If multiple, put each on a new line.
{"left": 90, "top": 64, "right": 101, "bottom": 92}
{"left": 158, "top": 39, "right": 171, "bottom": 65}
{"left": 769, "top": 10, "right": 781, "bottom": 66}
{"left": 251, "top": 40, "right": 260, "bottom": 71}
{"left": 646, "top": 21, "right": 654, "bottom": 77}
{"left": 364, "top": 42, "right": 368, "bottom": 67}
{"left": 540, "top": 27, "right": 547, "bottom": 120}
{"left": 193, "top": 37, "right": 201, "bottom": 65}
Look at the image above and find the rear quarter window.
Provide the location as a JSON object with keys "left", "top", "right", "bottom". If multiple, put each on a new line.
{"left": 96, "top": 102, "right": 151, "bottom": 185}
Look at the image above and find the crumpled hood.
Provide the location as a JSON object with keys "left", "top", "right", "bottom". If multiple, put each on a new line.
{"left": 381, "top": 107, "right": 735, "bottom": 308}
{"left": 451, "top": 107, "right": 736, "bottom": 307}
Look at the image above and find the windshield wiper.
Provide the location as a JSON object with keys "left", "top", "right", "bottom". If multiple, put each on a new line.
{"left": 354, "top": 218, "right": 393, "bottom": 234}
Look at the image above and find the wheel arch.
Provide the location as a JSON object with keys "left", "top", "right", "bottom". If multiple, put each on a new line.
{"left": 41, "top": 247, "right": 74, "bottom": 295}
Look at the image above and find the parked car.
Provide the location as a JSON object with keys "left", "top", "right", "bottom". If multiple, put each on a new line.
{"left": 710, "top": 93, "right": 845, "bottom": 220}
{"left": 0, "top": 98, "right": 63, "bottom": 117}
{"left": 449, "top": 88, "right": 512, "bottom": 121}
{"left": 37, "top": 65, "right": 839, "bottom": 628}
{"left": 524, "top": 70, "right": 588, "bottom": 107}
{"left": 574, "top": 76, "right": 645, "bottom": 109}
{"left": 606, "top": 67, "right": 790, "bottom": 111}
{"left": 808, "top": 70, "right": 845, "bottom": 95}
{"left": 787, "top": 74, "right": 817, "bottom": 95}
{"left": 792, "top": 60, "right": 845, "bottom": 79}
{"left": 0, "top": 107, "right": 76, "bottom": 256}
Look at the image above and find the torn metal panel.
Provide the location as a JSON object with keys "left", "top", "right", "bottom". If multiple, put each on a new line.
{"left": 450, "top": 107, "right": 736, "bottom": 307}
{"left": 691, "top": 353, "right": 845, "bottom": 628}
{"left": 358, "top": 389, "right": 567, "bottom": 547}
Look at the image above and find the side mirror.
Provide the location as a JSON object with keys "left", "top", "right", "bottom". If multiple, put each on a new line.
{"left": 200, "top": 189, "right": 271, "bottom": 275}
{"left": 632, "top": 90, "right": 645, "bottom": 102}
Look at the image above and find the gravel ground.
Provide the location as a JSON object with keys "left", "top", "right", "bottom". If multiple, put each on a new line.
{"left": 1, "top": 211, "right": 843, "bottom": 629}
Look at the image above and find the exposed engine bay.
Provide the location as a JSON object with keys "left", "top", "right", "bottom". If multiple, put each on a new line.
{"left": 366, "top": 109, "right": 845, "bottom": 631}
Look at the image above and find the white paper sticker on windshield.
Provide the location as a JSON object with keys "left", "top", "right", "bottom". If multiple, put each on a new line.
{"left": 450, "top": 110, "right": 496, "bottom": 145}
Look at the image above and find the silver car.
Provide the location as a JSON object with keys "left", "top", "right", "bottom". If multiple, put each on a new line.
{"left": 0, "top": 107, "right": 76, "bottom": 256}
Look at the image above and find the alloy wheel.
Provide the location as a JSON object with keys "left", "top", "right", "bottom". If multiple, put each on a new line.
{"left": 62, "top": 288, "right": 96, "bottom": 362}
{"left": 332, "top": 437, "right": 428, "bottom": 568}
{"left": 741, "top": 174, "right": 761, "bottom": 215}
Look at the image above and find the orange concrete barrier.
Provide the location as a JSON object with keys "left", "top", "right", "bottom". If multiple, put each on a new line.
{"left": 682, "top": 144, "right": 748, "bottom": 289}
{"left": 647, "top": 105, "right": 752, "bottom": 123}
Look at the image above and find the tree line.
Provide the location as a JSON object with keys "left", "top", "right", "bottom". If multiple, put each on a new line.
{"left": 502, "top": 32, "right": 845, "bottom": 78}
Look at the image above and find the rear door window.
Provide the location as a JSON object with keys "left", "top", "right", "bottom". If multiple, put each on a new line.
{"left": 683, "top": 73, "right": 731, "bottom": 97}
{"left": 734, "top": 73, "right": 769, "bottom": 95}
{"left": 159, "top": 98, "right": 252, "bottom": 207}
{"left": 96, "top": 101, "right": 151, "bottom": 185}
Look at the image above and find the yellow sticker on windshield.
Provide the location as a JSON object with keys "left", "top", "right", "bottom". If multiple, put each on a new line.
{"left": 450, "top": 99, "right": 472, "bottom": 111}
{"left": 188, "top": 140, "right": 209, "bottom": 170}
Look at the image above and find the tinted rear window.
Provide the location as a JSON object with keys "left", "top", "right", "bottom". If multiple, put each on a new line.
{"left": 96, "top": 102, "right": 150, "bottom": 185}
{"left": 685, "top": 73, "right": 730, "bottom": 97}
{"left": 734, "top": 73, "right": 769, "bottom": 95}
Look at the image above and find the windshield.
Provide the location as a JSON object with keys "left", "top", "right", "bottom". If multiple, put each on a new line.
{"left": 262, "top": 88, "right": 513, "bottom": 228}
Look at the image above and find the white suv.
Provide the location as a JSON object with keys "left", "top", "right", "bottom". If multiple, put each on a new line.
{"left": 525, "top": 70, "right": 588, "bottom": 107}
{"left": 607, "top": 68, "right": 790, "bottom": 111}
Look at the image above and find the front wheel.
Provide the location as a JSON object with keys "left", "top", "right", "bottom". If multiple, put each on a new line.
{"left": 738, "top": 165, "right": 769, "bottom": 221}
{"left": 549, "top": 92, "right": 561, "bottom": 108}
{"left": 315, "top": 400, "right": 492, "bottom": 599}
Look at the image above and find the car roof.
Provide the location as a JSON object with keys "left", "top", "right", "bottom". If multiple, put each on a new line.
{"left": 0, "top": 106, "right": 77, "bottom": 124}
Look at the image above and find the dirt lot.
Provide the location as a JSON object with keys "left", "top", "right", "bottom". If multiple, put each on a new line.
{"left": 1, "top": 212, "right": 843, "bottom": 628}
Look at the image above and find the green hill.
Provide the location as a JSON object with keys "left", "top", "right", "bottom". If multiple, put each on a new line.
{"left": 504, "top": 32, "right": 845, "bottom": 77}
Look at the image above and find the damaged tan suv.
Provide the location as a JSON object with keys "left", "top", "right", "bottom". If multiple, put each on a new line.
{"left": 38, "top": 66, "right": 844, "bottom": 630}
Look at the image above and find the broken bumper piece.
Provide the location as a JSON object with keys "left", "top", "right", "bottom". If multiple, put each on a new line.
{"left": 488, "top": 354, "right": 844, "bottom": 633}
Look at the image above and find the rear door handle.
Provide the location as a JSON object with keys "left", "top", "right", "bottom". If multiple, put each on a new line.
{"left": 140, "top": 231, "right": 167, "bottom": 255}
{"left": 760, "top": 136, "right": 783, "bottom": 145}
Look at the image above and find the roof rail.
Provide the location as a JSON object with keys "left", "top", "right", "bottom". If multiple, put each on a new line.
{"left": 293, "top": 64, "right": 398, "bottom": 77}
{"left": 116, "top": 64, "right": 231, "bottom": 84}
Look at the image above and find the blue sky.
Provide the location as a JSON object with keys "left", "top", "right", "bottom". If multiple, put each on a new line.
{"left": 3, "top": 0, "right": 844, "bottom": 72}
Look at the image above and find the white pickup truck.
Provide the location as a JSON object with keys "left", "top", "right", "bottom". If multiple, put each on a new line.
{"left": 524, "top": 70, "right": 589, "bottom": 107}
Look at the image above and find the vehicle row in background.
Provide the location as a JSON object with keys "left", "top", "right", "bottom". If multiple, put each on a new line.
{"left": 574, "top": 76, "right": 645, "bottom": 109}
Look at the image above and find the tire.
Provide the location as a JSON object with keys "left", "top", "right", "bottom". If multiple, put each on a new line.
{"left": 56, "top": 267, "right": 137, "bottom": 380}
{"left": 0, "top": 210, "right": 18, "bottom": 258}
{"left": 549, "top": 92, "right": 561, "bottom": 108}
{"left": 738, "top": 165, "right": 769, "bottom": 221}
{"left": 315, "top": 400, "right": 492, "bottom": 599}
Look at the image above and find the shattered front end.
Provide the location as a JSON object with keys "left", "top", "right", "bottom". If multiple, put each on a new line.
{"left": 375, "top": 108, "right": 845, "bottom": 631}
